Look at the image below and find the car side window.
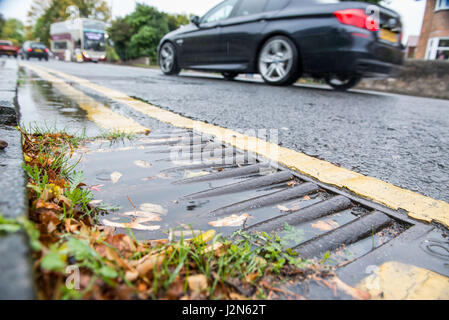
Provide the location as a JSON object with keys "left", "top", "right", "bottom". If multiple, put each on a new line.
{"left": 265, "top": 0, "right": 290, "bottom": 12}
{"left": 233, "top": 0, "right": 269, "bottom": 17}
{"left": 201, "top": 0, "right": 239, "bottom": 24}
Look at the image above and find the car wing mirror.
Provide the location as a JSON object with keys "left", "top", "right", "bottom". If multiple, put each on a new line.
{"left": 191, "top": 15, "right": 200, "bottom": 27}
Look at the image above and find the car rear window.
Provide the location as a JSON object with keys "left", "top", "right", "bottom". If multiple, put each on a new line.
{"left": 234, "top": 0, "right": 268, "bottom": 16}
{"left": 31, "top": 43, "right": 46, "bottom": 49}
{"left": 0, "top": 41, "right": 12, "bottom": 46}
{"left": 265, "top": 0, "right": 291, "bottom": 11}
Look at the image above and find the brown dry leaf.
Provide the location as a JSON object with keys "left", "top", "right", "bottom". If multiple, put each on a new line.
{"left": 39, "top": 211, "right": 61, "bottom": 233}
{"left": 303, "top": 195, "right": 311, "bottom": 200}
{"left": 58, "top": 195, "right": 72, "bottom": 208}
{"left": 110, "top": 171, "right": 122, "bottom": 184}
{"left": 134, "top": 160, "right": 152, "bottom": 168}
{"left": 102, "top": 218, "right": 160, "bottom": 231}
{"left": 229, "top": 292, "right": 247, "bottom": 300}
{"left": 208, "top": 213, "right": 251, "bottom": 227}
{"left": 332, "top": 276, "right": 371, "bottom": 300}
{"left": 187, "top": 274, "right": 208, "bottom": 293}
{"left": 311, "top": 220, "right": 340, "bottom": 231}
{"left": 136, "top": 254, "right": 165, "bottom": 275}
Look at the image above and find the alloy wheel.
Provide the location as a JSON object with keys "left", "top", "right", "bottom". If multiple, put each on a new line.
{"left": 159, "top": 43, "right": 175, "bottom": 73}
{"left": 259, "top": 39, "right": 294, "bottom": 83}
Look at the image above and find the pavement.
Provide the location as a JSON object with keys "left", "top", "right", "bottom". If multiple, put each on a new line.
{"left": 21, "top": 59, "right": 449, "bottom": 205}
{"left": 0, "top": 58, "right": 35, "bottom": 299}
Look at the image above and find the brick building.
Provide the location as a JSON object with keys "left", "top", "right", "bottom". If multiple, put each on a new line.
{"left": 416, "top": 0, "right": 449, "bottom": 60}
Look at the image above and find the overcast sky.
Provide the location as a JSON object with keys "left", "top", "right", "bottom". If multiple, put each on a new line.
{"left": 0, "top": 0, "right": 426, "bottom": 43}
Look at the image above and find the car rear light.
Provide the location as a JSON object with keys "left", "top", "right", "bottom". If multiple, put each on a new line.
{"left": 334, "top": 9, "right": 379, "bottom": 31}
{"left": 27, "top": 48, "right": 32, "bottom": 52}
{"left": 44, "top": 48, "right": 49, "bottom": 53}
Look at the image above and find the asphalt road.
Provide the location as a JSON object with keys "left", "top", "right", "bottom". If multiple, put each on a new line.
{"left": 19, "top": 59, "right": 449, "bottom": 203}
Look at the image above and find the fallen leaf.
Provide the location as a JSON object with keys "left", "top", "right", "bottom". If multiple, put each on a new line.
{"left": 208, "top": 214, "right": 251, "bottom": 227}
{"left": 102, "top": 219, "right": 160, "bottom": 231}
{"left": 89, "top": 199, "right": 103, "bottom": 207}
{"left": 333, "top": 276, "right": 371, "bottom": 300}
{"left": 89, "top": 184, "right": 104, "bottom": 192}
{"left": 187, "top": 274, "right": 208, "bottom": 293}
{"left": 229, "top": 292, "right": 247, "bottom": 300}
{"left": 139, "top": 203, "right": 168, "bottom": 215}
{"left": 277, "top": 205, "right": 290, "bottom": 212}
{"left": 311, "top": 220, "right": 340, "bottom": 231}
{"left": 58, "top": 195, "right": 72, "bottom": 208}
{"left": 134, "top": 160, "right": 152, "bottom": 168}
{"left": 185, "top": 171, "right": 209, "bottom": 179}
{"left": 303, "top": 195, "right": 311, "bottom": 200}
{"left": 155, "top": 173, "right": 172, "bottom": 179}
{"left": 110, "top": 171, "right": 122, "bottom": 184}
{"left": 172, "top": 230, "right": 203, "bottom": 238}
{"left": 122, "top": 211, "right": 162, "bottom": 221}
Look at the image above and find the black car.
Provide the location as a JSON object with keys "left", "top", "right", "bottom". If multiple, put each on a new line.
{"left": 157, "top": 0, "right": 404, "bottom": 90}
{"left": 20, "top": 41, "right": 49, "bottom": 61}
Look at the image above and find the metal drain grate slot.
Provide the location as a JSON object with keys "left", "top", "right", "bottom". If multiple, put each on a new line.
{"left": 245, "top": 195, "right": 353, "bottom": 233}
{"left": 208, "top": 183, "right": 320, "bottom": 217}
{"left": 173, "top": 163, "right": 270, "bottom": 184}
{"left": 293, "top": 211, "right": 393, "bottom": 259}
{"left": 184, "top": 171, "right": 294, "bottom": 199}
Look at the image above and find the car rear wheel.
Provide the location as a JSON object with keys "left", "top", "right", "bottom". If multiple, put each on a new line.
{"left": 159, "top": 42, "right": 180, "bottom": 75}
{"left": 222, "top": 72, "right": 238, "bottom": 80}
{"left": 325, "top": 75, "right": 361, "bottom": 91}
{"left": 258, "top": 36, "right": 300, "bottom": 86}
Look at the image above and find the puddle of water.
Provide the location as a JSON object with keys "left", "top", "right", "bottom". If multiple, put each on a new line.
{"left": 18, "top": 68, "right": 102, "bottom": 137}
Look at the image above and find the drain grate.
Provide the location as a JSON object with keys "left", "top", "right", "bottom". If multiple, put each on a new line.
{"left": 76, "top": 128, "right": 448, "bottom": 299}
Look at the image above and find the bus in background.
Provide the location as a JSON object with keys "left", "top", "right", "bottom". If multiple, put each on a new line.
{"left": 50, "top": 18, "right": 107, "bottom": 62}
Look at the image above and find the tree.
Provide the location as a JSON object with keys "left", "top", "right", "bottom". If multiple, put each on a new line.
{"left": 108, "top": 3, "right": 190, "bottom": 62}
{"left": 29, "top": 0, "right": 110, "bottom": 45}
{"left": 1, "top": 18, "right": 25, "bottom": 45}
{"left": 0, "top": 14, "right": 5, "bottom": 37}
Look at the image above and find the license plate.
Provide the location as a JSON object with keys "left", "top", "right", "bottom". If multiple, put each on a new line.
{"left": 379, "top": 29, "right": 398, "bottom": 43}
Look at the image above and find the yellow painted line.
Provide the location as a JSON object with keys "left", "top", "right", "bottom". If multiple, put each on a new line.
{"left": 25, "top": 63, "right": 449, "bottom": 228}
{"left": 357, "top": 261, "right": 449, "bottom": 300}
{"left": 20, "top": 63, "right": 148, "bottom": 134}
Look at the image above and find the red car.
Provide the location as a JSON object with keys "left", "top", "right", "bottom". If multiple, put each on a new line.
{"left": 0, "top": 40, "right": 19, "bottom": 58}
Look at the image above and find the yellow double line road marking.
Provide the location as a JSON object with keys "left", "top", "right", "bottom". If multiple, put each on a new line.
{"left": 20, "top": 62, "right": 449, "bottom": 228}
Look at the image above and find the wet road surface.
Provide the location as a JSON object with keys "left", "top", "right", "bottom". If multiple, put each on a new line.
{"left": 16, "top": 59, "right": 449, "bottom": 203}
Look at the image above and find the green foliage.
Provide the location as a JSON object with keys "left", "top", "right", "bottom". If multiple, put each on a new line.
{"left": 1, "top": 18, "right": 25, "bottom": 45}
{"left": 0, "top": 214, "right": 43, "bottom": 251}
{"left": 108, "top": 4, "right": 190, "bottom": 62}
{"left": 0, "top": 13, "right": 5, "bottom": 37}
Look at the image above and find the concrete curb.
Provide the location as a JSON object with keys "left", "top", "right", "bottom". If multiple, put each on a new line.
{"left": 0, "top": 59, "right": 35, "bottom": 300}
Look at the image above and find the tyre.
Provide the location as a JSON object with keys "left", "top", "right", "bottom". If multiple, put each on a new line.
{"left": 258, "top": 36, "right": 300, "bottom": 86}
{"left": 222, "top": 72, "right": 238, "bottom": 80}
{"left": 325, "top": 75, "right": 361, "bottom": 91}
{"left": 158, "top": 42, "right": 181, "bottom": 75}
{"left": 26, "top": 54, "right": 30, "bottom": 60}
